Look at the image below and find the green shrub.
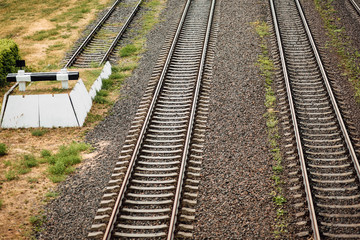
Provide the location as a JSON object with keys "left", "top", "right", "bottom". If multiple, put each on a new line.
{"left": 0, "top": 143, "right": 8, "bottom": 156}
{"left": 31, "top": 129, "right": 47, "bottom": 137}
{"left": 23, "top": 154, "right": 38, "bottom": 168}
{"left": 40, "top": 149, "right": 52, "bottom": 158}
{"left": 5, "top": 170, "right": 17, "bottom": 181}
{"left": 0, "top": 39, "right": 20, "bottom": 87}
{"left": 119, "top": 44, "right": 138, "bottom": 57}
{"left": 29, "top": 214, "right": 46, "bottom": 232}
{"left": 49, "top": 161, "right": 66, "bottom": 175}
{"left": 101, "top": 79, "right": 112, "bottom": 90}
{"left": 94, "top": 95, "right": 108, "bottom": 104}
{"left": 17, "top": 166, "right": 31, "bottom": 175}
{"left": 47, "top": 142, "right": 89, "bottom": 182}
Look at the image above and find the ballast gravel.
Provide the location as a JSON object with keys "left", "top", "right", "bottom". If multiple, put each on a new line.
{"left": 39, "top": 0, "right": 184, "bottom": 239}
{"left": 38, "top": 0, "right": 309, "bottom": 238}
{"left": 193, "top": 0, "right": 275, "bottom": 238}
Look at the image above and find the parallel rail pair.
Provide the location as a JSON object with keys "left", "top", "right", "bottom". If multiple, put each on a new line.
{"left": 271, "top": 0, "right": 360, "bottom": 239}
{"left": 64, "top": 0, "right": 142, "bottom": 68}
{"left": 88, "top": 0, "right": 215, "bottom": 239}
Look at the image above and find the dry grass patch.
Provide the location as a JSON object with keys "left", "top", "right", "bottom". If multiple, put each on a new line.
{"left": 0, "top": 0, "right": 168, "bottom": 238}
{"left": 0, "top": 0, "right": 112, "bottom": 70}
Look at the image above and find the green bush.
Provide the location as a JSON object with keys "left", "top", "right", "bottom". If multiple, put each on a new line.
{"left": 47, "top": 142, "right": 89, "bottom": 182}
{"left": 22, "top": 154, "right": 38, "bottom": 168}
{"left": 40, "top": 149, "right": 52, "bottom": 158}
{"left": 31, "top": 129, "right": 47, "bottom": 137}
{"left": 0, "top": 39, "right": 20, "bottom": 87}
{"left": 119, "top": 44, "right": 137, "bottom": 57}
{"left": 0, "top": 143, "right": 8, "bottom": 156}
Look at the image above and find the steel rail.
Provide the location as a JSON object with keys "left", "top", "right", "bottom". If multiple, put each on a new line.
{"left": 349, "top": 0, "right": 360, "bottom": 15}
{"left": 295, "top": 0, "right": 360, "bottom": 181}
{"left": 64, "top": 0, "right": 123, "bottom": 68}
{"left": 166, "top": 0, "right": 215, "bottom": 239}
{"left": 102, "top": 0, "right": 192, "bottom": 239}
{"left": 269, "top": 0, "right": 320, "bottom": 239}
{"left": 99, "top": 0, "right": 142, "bottom": 66}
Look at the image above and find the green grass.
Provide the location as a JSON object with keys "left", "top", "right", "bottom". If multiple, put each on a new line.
{"left": 253, "top": 20, "right": 288, "bottom": 238}
{"left": 94, "top": 94, "right": 109, "bottom": 104}
{"left": 46, "top": 42, "right": 65, "bottom": 52}
{"left": 40, "top": 149, "right": 52, "bottom": 158}
{"left": 0, "top": 199, "right": 3, "bottom": 209}
{"left": 3, "top": 160, "right": 11, "bottom": 167}
{"left": 119, "top": 44, "right": 138, "bottom": 57}
{"left": 44, "top": 191, "right": 59, "bottom": 202}
{"left": 85, "top": 113, "right": 103, "bottom": 124}
{"left": 27, "top": 177, "right": 39, "bottom": 183}
{"left": 22, "top": 154, "right": 39, "bottom": 168}
{"left": 0, "top": 143, "right": 8, "bottom": 156}
{"left": 81, "top": 68, "right": 102, "bottom": 90}
{"left": 47, "top": 142, "right": 89, "bottom": 183}
{"left": 5, "top": 170, "right": 18, "bottom": 181}
{"left": 31, "top": 129, "right": 48, "bottom": 137}
{"left": 29, "top": 214, "right": 46, "bottom": 233}
{"left": 314, "top": 0, "right": 360, "bottom": 102}
{"left": 26, "top": 28, "right": 60, "bottom": 41}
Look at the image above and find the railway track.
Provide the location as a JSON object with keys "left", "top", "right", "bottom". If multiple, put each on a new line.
{"left": 88, "top": 0, "right": 215, "bottom": 238}
{"left": 64, "top": 0, "right": 142, "bottom": 68}
{"left": 349, "top": 0, "right": 360, "bottom": 15}
{"left": 271, "top": 0, "right": 360, "bottom": 238}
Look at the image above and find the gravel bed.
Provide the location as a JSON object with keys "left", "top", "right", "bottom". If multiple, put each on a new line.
{"left": 39, "top": 0, "right": 360, "bottom": 238}
{"left": 39, "top": 0, "right": 184, "bottom": 239}
{"left": 193, "top": 0, "right": 276, "bottom": 238}
{"left": 329, "top": 0, "right": 360, "bottom": 137}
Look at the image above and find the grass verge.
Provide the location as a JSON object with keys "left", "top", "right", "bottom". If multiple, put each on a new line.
{"left": 314, "top": 0, "right": 360, "bottom": 101}
{"left": 252, "top": 20, "right": 288, "bottom": 238}
{"left": 0, "top": 0, "right": 167, "bottom": 238}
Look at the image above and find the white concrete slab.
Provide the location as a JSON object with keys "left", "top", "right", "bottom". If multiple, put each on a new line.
{"left": 93, "top": 77, "right": 102, "bottom": 92}
{"left": 103, "top": 61, "right": 112, "bottom": 78}
{"left": 1, "top": 95, "right": 39, "bottom": 128}
{"left": 70, "top": 86, "right": 88, "bottom": 127}
{"left": 89, "top": 86, "right": 97, "bottom": 100}
{"left": 73, "top": 79, "right": 92, "bottom": 112}
{"left": 39, "top": 94, "right": 78, "bottom": 128}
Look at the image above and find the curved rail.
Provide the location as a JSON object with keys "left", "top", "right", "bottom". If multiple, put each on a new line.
{"left": 64, "top": 0, "right": 142, "bottom": 68}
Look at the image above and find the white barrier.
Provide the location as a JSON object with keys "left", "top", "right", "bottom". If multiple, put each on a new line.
{"left": 0, "top": 62, "right": 112, "bottom": 128}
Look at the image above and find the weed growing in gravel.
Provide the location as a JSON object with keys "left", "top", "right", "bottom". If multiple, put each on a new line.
{"left": 44, "top": 191, "right": 59, "bottom": 202}
{"left": 314, "top": 0, "right": 360, "bottom": 102}
{"left": 40, "top": 149, "right": 52, "bottom": 158}
{"left": 29, "top": 214, "right": 46, "bottom": 233}
{"left": 47, "top": 142, "right": 89, "bottom": 183}
{"left": 27, "top": 177, "right": 39, "bottom": 184}
{"left": 3, "top": 160, "right": 11, "bottom": 167}
{"left": 0, "top": 143, "right": 8, "bottom": 156}
{"left": 253, "top": 20, "right": 288, "bottom": 238}
{"left": 5, "top": 170, "right": 18, "bottom": 181}
{"left": 119, "top": 44, "right": 138, "bottom": 57}
{"left": 31, "top": 129, "right": 48, "bottom": 137}
{"left": 0, "top": 199, "right": 3, "bottom": 209}
{"left": 85, "top": 113, "right": 103, "bottom": 124}
{"left": 22, "top": 154, "right": 39, "bottom": 168}
{"left": 94, "top": 91, "right": 110, "bottom": 104}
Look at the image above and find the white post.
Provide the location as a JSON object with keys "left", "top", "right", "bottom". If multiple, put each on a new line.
{"left": 57, "top": 68, "right": 69, "bottom": 89}
{"left": 16, "top": 70, "right": 31, "bottom": 92}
